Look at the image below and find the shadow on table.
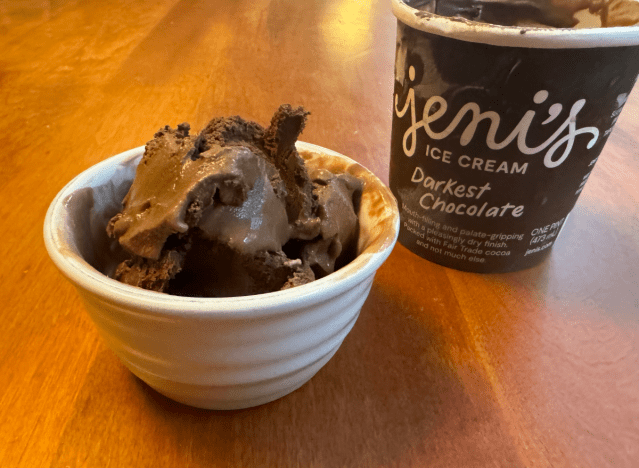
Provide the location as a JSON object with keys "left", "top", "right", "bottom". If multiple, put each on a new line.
{"left": 509, "top": 202, "right": 639, "bottom": 325}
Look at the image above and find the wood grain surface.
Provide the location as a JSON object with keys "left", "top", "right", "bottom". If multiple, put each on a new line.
{"left": 1, "top": 1, "right": 638, "bottom": 467}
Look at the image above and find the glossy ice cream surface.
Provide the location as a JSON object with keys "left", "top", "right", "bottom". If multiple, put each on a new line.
{"left": 107, "top": 106, "right": 363, "bottom": 297}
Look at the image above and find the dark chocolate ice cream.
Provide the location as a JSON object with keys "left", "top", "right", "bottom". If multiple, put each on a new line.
{"left": 107, "top": 105, "right": 363, "bottom": 297}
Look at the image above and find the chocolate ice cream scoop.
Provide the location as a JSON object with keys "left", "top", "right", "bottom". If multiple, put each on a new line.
{"left": 301, "top": 169, "right": 362, "bottom": 277}
{"left": 107, "top": 106, "right": 363, "bottom": 297}
{"left": 106, "top": 124, "right": 279, "bottom": 260}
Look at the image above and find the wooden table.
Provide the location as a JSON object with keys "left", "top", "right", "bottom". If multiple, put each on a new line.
{"left": 1, "top": 1, "right": 638, "bottom": 466}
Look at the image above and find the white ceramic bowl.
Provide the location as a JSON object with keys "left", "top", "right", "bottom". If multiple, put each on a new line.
{"left": 44, "top": 142, "right": 399, "bottom": 409}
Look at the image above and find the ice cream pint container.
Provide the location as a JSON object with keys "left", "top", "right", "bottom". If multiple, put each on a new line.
{"left": 390, "top": 0, "right": 639, "bottom": 273}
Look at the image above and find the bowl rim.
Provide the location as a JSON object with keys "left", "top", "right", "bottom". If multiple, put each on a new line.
{"left": 43, "top": 142, "right": 399, "bottom": 318}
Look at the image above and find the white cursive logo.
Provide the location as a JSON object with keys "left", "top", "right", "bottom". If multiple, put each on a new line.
{"left": 395, "top": 66, "right": 599, "bottom": 168}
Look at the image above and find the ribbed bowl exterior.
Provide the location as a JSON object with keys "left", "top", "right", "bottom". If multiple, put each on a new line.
{"left": 77, "top": 275, "right": 373, "bottom": 409}
{"left": 44, "top": 143, "right": 399, "bottom": 409}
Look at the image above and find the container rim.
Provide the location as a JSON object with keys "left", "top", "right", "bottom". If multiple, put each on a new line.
{"left": 392, "top": 0, "right": 639, "bottom": 48}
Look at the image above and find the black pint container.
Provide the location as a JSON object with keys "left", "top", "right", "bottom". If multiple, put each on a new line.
{"left": 390, "top": 0, "right": 639, "bottom": 273}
